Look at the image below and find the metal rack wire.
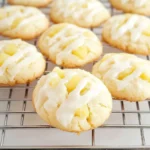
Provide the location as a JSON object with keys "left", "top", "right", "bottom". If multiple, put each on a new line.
{"left": 0, "top": 0, "right": 150, "bottom": 149}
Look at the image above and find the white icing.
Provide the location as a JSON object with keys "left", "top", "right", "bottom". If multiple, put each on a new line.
{"left": 56, "top": 35, "right": 85, "bottom": 64}
{"left": 10, "top": 0, "right": 50, "bottom": 4}
{"left": 35, "top": 69, "right": 103, "bottom": 127}
{"left": 99, "top": 54, "right": 149, "bottom": 90}
{"left": 0, "top": 12, "right": 21, "bottom": 28}
{"left": 121, "top": 0, "right": 128, "bottom": 4}
{"left": 0, "top": 6, "right": 47, "bottom": 30}
{"left": 135, "top": 0, "right": 147, "bottom": 7}
{"left": 35, "top": 73, "right": 66, "bottom": 110}
{"left": 56, "top": 77, "right": 101, "bottom": 127}
{"left": 46, "top": 24, "right": 99, "bottom": 65}
{"left": 52, "top": 0, "right": 107, "bottom": 22}
{"left": 111, "top": 15, "right": 148, "bottom": 42}
{"left": 0, "top": 39, "right": 41, "bottom": 80}
{"left": 18, "top": 14, "right": 45, "bottom": 28}
{"left": 121, "top": 0, "right": 147, "bottom": 7}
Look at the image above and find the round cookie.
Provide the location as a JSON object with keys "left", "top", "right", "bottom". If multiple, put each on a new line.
{"left": 110, "top": 0, "right": 150, "bottom": 16}
{"left": 38, "top": 23, "right": 102, "bottom": 68}
{"left": 7, "top": 0, "right": 52, "bottom": 8}
{"left": 50, "top": 0, "right": 110, "bottom": 28}
{"left": 92, "top": 53, "right": 150, "bottom": 102}
{"left": 102, "top": 14, "right": 150, "bottom": 55}
{"left": 33, "top": 67, "right": 112, "bottom": 133}
{"left": 0, "top": 6, "right": 49, "bottom": 40}
{"left": 0, "top": 39, "right": 46, "bottom": 85}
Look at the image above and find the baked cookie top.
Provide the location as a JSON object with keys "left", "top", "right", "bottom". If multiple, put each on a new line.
{"left": 121, "top": 0, "right": 148, "bottom": 7}
{"left": 33, "top": 67, "right": 112, "bottom": 132}
{"left": 102, "top": 14, "right": 150, "bottom": 55}
{"left": 92, "top": 53, "right": 150, "bottom": 101}
{"left": 110, "top": 0, "right": 150, "bottom": 16}
{"left": 7, "top": 0, "right": 52, "bottom": 7}
{"left": 38, "top": 23, "right": 102, "bottom": 68}
{"left": 0, "top": 6, "right": 49, "bottom": 40}
{"left": 50, "top": 0, "right": 110, "bottom": 28}
{"left": 0, "top": 39, "right": 45, "bottom": 85}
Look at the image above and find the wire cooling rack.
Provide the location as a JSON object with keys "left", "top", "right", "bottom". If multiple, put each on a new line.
{"left": 0, "top": 0, "right": 150, "bottom": 149}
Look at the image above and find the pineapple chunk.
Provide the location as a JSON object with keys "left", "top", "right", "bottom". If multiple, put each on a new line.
{"left": 49, "top": 24, "right": 66, "bottom": 37}
{"left": 140, "top": 73, "right": 150, "bottom": 82}
{"left": 0, "top": 12, "right": 6, "bottom": 20}
{"left": 61, "top": 39, "right": 74, "bottom": 49}
{"left": 49, "top": 78, "right": 60, "bottom": 87}
{"left": 101, "top": 54, "right": 114, "bottom": 64}
{"left": 69, "top": 3, "right": 75, "bottom": 9}
{"left": 0, "top": 15, "right": 4, "bottom": 20}
{"left": 82, "top": 3, "right": 88, "bottom": 8}
{"left": 118, "top": 67, "right": 135, "bottom": 80}
{"left": 0, "top": 52, "right": 10, "bottom": 66}
{"left": 80, "top": 83, "right": 91, "bottom": 95}
{"left": 53, "top": 67, "right": 64, "bottom": 78}
{"left": 117, "top": 18, "right": 128, "bottom": 30}
{"left": 83, "top": 31, "right": 93, "bottom": 37}
{"left": 72, "top": 46, "right": 89, "bottom": 59}
{"left": 143, "top": 25, "right": 150, "bottom": 36}
{"left": 20, "top": 8, "right": 24, "bottom": 13}
{"left": 11, "top": 18, "right": 24, "bottom": 29}
{"left": 3, "top": 44, "right": 18, "bottom": 56}
{"left": 65, "top": 75, "right": 82, "bottom": 93}
{"left": 75, "top": 105, "right": 89, "bottom": 118}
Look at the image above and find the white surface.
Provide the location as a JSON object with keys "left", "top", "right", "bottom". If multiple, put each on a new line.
{"left": 24, "top": 114, "right": 47, "bottom": 125}
{"left": 0, "top": 89, "right": 10, "bottom": 99}
{"left": 11, "top": 89, "right": 26, "bottom": 100}
{"left": 139, "top": 101, "right": 150, "bottom": 111}
{"left": 144, "top": 129, "right": 150, "bottom": 146}
{"left": 0, "top": 130, "right": 2, "bottom": 140}
{"left": 141, "top": 114, "right": 150, "bottom": 125}
{"left": 7, "top": 114, "right": 21, "bottom": 126}
{"left": 105, "top": 113, "right": 123, "bottom": 125}
{"left": 3, "top": 129, "right": 92, "bottom": 146}
{"left": 112, "top": 100, "right": 122, "bottom": 111}
{"left": 95, "top": 128, "right": 142, "bottom": 146}
{"left": 0, "top": 101, "right": 7, "bottom": 111}
{"left": 124, "top": 101, "right": 137, "bottom": 111}
{"left": 0, "top": 115, "right": 5, "bottom": 126}
{"left": 125, "top": 113, "right": 139, "bottom": 125}
{"left": 26, "top": 101, "right": 35, "bottom": 112}
{"left": 9, "top": 101, "right": 23, "bottom": 111}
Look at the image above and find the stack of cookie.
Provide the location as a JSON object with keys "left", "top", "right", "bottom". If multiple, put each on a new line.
{"left": 0, "top": 0, "right": 149, "bottom": 133}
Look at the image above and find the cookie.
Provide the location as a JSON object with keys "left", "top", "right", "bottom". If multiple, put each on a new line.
{"left": 7, "top": 0, "right": 52, "bottom": 8}
{"left": 102, "top": 14, "right": 150, "bottom": 55}
{"left": 110, "top": 0, "right": 150, "bottom": 16}
{"left": 33, "top": 67, "right": 112, "bottom": 133}
{"left": 0, "top": 6, "right": 49, "bottom": 40}
{"left": 0, "top": 39, "right": 46, "bottom": 85}
{"left": 92, "top": 53, "right": 150, "bottom": 102}
{"left": 50, "top": 0, "right": 110, "bottom": 28}
{"left": 38, "top": 23, "right": 102, "bottom": 68}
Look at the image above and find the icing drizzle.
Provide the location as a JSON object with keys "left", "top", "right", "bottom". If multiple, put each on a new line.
{"left": 51, "top": 0, "right": 108, "bottom": 22}
{"left": 45, "top": 23, "right": 100, "bottom": 65}
{"left": 35, "top": 69, "right": 106, "bottom": 127}
{"left": 0, "top": 6, "right": 46, "bottom": 31}
{"left": 121, "top": 0, "right": 147, "bottom": 7}
{"left": 98, "top": 54, "right": 149, "bottom": 90}
{"left": 0, "top": 39, "right": 42, "bottom": 81}
{"left": 111, "top": 15, "right": 148, "bottom": 42}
